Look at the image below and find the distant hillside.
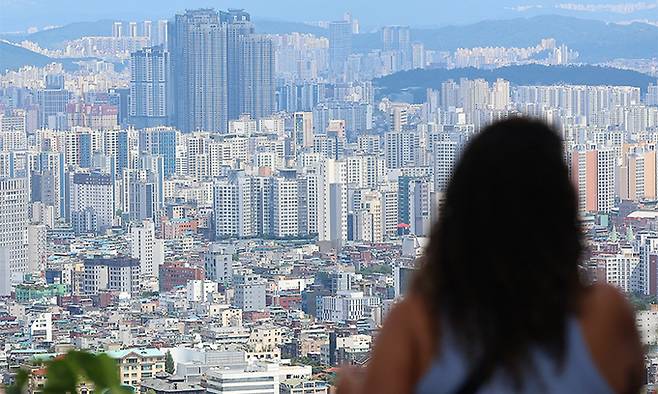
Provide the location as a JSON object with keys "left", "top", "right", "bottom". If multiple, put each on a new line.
{"left": 0, "top": 20, "right": 112, "bottom": 49}
{"left": 250, "top": 15, "right": 658, "bottom": 63}
{"left": 417, "top": 16, "right": 658, "bottom": 62}
{"left": 254, "top": 19, "right": 327, "bottom": 36}
{"left": 0, "top": 19, "right": 324, "bottom": 48}
{"left": 374, "top": 64, "right": 658, "bottom": 103}
{"left": 0, "top": 41, "right": 78, "bottom": 72}
{"left": 4, "top": 15, "right": 658, "bottom": 63}
{"left": 350, "top": 15, "right": 658, "bottom": 63}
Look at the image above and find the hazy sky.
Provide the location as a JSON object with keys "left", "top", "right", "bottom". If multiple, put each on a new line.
{"left": 3, "top": 0, "right": 658, "bottom": 32}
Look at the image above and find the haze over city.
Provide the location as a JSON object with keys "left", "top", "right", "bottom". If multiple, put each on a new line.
{"left": 8, "top": 0, "right": 658, "bottom": 31}
{"left": 1, "top": 0, "right": 658, "bottom": 393}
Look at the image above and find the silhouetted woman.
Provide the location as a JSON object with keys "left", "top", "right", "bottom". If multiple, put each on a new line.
{"left": 339, "top": 118, "right": 644, "bottom": 393}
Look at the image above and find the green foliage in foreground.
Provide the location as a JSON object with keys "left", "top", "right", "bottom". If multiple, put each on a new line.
{"left": 5, "top": 369, "right": 28, "bottom": 394}
{"left": 6, "top": 350, "right": 131, "bottom": 394}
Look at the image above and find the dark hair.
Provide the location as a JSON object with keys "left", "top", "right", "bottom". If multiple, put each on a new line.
{"left": 415, "top": 117, "right": 583, "bottom": 387}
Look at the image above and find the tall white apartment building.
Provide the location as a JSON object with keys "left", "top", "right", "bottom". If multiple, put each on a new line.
{"left": 0, "top": 248, "right": 10, "bottom": 296}
{"left": 131, "top": 220, "right": 165, "bottom": 279}
{"left": 411, "top": 42, "right": 425, "bottom": 69}
{"left": 390, "top": 106, "right": 408, "bottom": 132}
{"left": 129, "top": 46, "right": 170, "bottom": 128}
{"left": 0, "top": 178, "right": 28, "bottom": 291}
{"left": 433, "top": 132, "right": 467, "bottom": 192}
{"left": 213, "top": 175, "right": 253, "bottom": 239}
{"left": 460, "top": 78, "right": 490, "bottom": 112}
{"left": 292, "top": 112, "right": 314, "bottom": 149}
{"left": 0, "top": 109, "right": 27, "bottom": 151}
{"left": 157, "top": 20, "right": 168, "bottom": 46}
{"left": 384, "top": 131, "right": 420, "bottom": 169}
{"left": 618, "top": 145, "right": 657, "bottom": 202}
{"left": 314, "top": 160, "right": 347, "bottom": 245}
{"left": 32, "top": 152, "right": 66, "bottom": 218}
{"left": 638, "top": 232, "right": 658, "bottom": 296}
{"left": 112, "top": 21, "right": 123, "bottom": 38}
{"left": 354, "top": 190, "right": 383, "bottom": 243}
{"left": 571, "top": 144, "right": 615, "bottom": 213}
{"left": 381, "top": 185, "right": 399, "bottom": 239}
{"left": 26, "top": 224, "right": 47, "bottom": 273}
{"left": 272, "top": 176, "right": 299, "bottom": 238}
{"left": 491, "top": 78, "right": 510, "bottom": 110}
{"left": 129, "top": 21, "right": 138, "bottom": 38}
{"left": 346, "top": 154, "right": 384, "bottom": 189}
{"left": 69, "top": 171, "right": 115, "bottom": 234}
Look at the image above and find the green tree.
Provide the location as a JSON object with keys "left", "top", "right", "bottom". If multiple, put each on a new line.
{"left": 358, "top": 264, "right": 392, "bottom": 275}
{"left": 6, "top": 351, "right": 130, "bottom": 394}
{"left": 5, "top": 369, "right": 28, "bottom": 394}
{"left": 165, "top": 350, "right": 175, "bottom": 374}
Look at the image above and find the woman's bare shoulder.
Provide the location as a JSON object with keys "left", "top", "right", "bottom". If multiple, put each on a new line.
{"left": 388, "top": 293, "right": 439, "bottom": 364}
{"left": 578, "top": 284, "right": 644, "bottom": 394}
{"left": 357, "top": 293, "right": 439, "bottom": 394}
{"left": 579, "top": 283, "right": 635, "bottom": 325}
{"left": 386, "top": 293, "right": 438, "bottom": 341}
{"left": 579, "top": 283, "right": 638, "bottom": 348}
{"left": 389, "top": 293, "right": 434, "bottom": 320}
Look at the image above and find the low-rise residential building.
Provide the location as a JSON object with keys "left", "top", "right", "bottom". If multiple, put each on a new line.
{"left": 205, "top": 363, "right": 280, "bottom": 394}
{"left": 107, "top": 348, "right": 165, "bottom": 388}
{"left": 281, "top": 378, "right": 329, "bottom": 394}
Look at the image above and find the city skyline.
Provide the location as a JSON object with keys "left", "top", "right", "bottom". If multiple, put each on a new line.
{"left": 3, "top": 1, "right": 658, "bottom": 393}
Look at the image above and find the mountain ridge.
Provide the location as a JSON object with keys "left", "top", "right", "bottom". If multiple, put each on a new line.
{"left": 7, "top": 0, "right": 658, "bottom": 32}
{"left": 374, "top": 64, "right": 658, "bottom": 103}
{"left": 0, "top": 41, "right": 79, "bottom": 72}
{"left": 405, "top": 15, "right": 658, "bottom": 62}
{"left": 2, "top": 15, "right": 658, "bottom": 64}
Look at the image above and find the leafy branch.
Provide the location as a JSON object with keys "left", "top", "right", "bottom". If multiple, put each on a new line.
{"left": 6, "top": 351, "right": 131, "bottom": 394}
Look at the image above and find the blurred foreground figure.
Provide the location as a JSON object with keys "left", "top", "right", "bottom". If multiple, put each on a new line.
{"left": 339, "top": 118, "right": 644, "bottom": 394}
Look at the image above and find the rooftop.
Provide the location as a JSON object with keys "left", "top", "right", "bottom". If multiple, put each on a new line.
{"left": 106, "top": 347, "right": 164, "bottom": 359}
{"left": 627, "top": 210, "right": 658, "bottom": 219}
{"left": 141, "top": 373, "right": 204, "bottom": 393}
